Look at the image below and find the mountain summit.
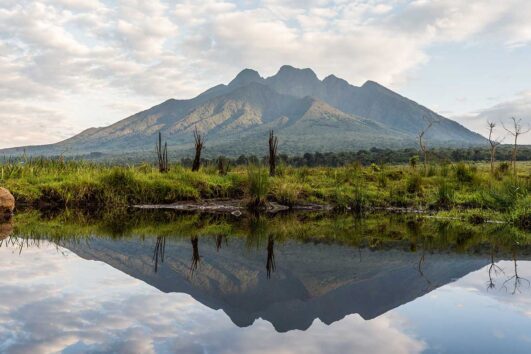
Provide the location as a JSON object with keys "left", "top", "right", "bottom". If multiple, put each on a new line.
{"left": 2, "top": 66, "right": 485, "bottom": 157}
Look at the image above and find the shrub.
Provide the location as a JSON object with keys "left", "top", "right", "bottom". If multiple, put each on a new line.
{"left": 272, "top": 182, "right": 299, "bottom": 207}
{"left": 246, "top": 165, "right": 269, "bottom": 208}
{"left": 409, "top": 156, "right": 418, "bottom": 170}
{"left": 389, "top": 187, "right": 408, "bottom": 207}
{"left": 455, "top": 163, "right": 474, "bottom": 183}
{"left": 351, "top": 183, "right": 367, "bottom": 213}
{"left": 377, "top": 171, "right": 388, "bottom": 188}
{"left": 481, "top": 178, "right": 528, "bottom": 211}
{"left": 497, "top": 162, "right": 510, "bottom": 174}
{"left": 436, "top": 180, "right": 455, "bottom": 208}
{"left": 406, "top": 174, "right": 423, "bottom": 194}
{"left": 439, "top": 163, "right": 449, "bottom": 177}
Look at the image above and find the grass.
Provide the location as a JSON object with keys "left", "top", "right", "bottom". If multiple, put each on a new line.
{"left": 1, "top": 158, "right": 530, "bottom": 229}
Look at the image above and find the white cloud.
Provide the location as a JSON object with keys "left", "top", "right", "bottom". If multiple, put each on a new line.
{"left": 0, "top": 239, "right": 426, "bottom": 354}
{"left": 0, "top": 0, "right": 531, "bottom": 148}
{"left": 453, "top": 92, "right": 531, "bottom": 143}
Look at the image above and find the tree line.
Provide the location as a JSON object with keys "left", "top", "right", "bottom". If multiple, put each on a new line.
{"left": 178, "top": 144, "right": 531, "bottom": 169}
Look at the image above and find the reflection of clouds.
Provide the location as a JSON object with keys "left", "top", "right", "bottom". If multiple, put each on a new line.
{"left": 452, "top": 260, "right": 531, "bottom": 317}
{"left": 0, "top": 240, "right": 426, "bottom": 354}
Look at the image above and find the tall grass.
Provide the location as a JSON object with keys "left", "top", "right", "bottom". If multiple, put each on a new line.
{"left": 246, "top": 165, "right": 269, "bottom": 208}
{"left": 1, "top": 157, "right": 530, "bottom": 221}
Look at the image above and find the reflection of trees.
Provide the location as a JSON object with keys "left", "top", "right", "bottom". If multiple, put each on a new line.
{"left": 486, "top": 247, "right": 504, "bottom": 291}
{"left": 409, "top": 221, "right": 433, "bottom": 290}
{"left": 416, "top": 247, "right": 432, "bottom": 290}
{"left": 215, "top": 234, "right": 227, "bottom": 252}
{"left": 152, "top": 236, "right": 166, "bottom": 273}
{"left": 266, "top": 234, "right": 276, "bottom": 279}
{"left": 503, "top": 251, "right": 530, "bottom": 294}
{"left": 189, "top": 236, "right": 201, "bottom": 277}
{"left": 0, "top": 235, "right": 69, "bottom": 256}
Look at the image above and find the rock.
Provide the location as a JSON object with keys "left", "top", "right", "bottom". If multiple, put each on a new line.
{"left": 0, "top": 187, "right": 15, "bottom": 219}
{"left": 0, "top": 219, "right": 13, "bottom": 240}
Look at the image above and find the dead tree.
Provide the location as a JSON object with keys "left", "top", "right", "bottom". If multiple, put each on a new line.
{"left": 503, "top": 252, "right": 530, "bottom": 294}
{"left": 152, "top": 236, "right": 166, "bottom": 273}
{"left": 487, "top": 121, "right": 503, "bottom": 175}
{"left": 191, "top": 127, "right": 204, "bottom": 172}
{"left": 215, "top": 234, "right": 227, "bottom": 251}
{"left": 266, "top": 234, "right": 276, "bottom": 279}
{"left": 502, "top": 117, "right": 530, "bottom": 176}
{"left": 268, "top": 130, "right": 278, "bottom": 177}
{"left": 486, "top": 247, "right": 504, "bottom": 291}
{"left": 189, "top": 236, "right": 200, "bottom": 277}
{"left": 418, "top": 116, "right": 437, "bottom": 176}
{"left": 156, "top": 132, "right": 169, "bottom": 173}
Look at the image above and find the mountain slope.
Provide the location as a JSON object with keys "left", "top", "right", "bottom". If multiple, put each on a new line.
{"left": 1, "top": 66, "right": 486, "bottom": 157}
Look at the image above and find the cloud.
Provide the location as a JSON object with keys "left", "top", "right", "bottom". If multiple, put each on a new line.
{"left": 452, "top": 92, "right": 531, "bottom": 143}
{"left": 1, "top": 0, "right": 531, "bottom": 147}
{"left": 0, "top": 239, "right": 426, "bottom": 354}
{"left": 0, "top": 102, "right": 75, "bottom": 147}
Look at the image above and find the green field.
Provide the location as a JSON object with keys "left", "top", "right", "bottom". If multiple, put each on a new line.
{"left": 1, "top": 159, "right": 529, "bottom": 230}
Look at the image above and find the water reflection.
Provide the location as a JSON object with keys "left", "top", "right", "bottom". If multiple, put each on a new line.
{"left": 0, "top": 210, "right": 530, "bottom": 353}
{"left": 190, "top": 235, "right": 200, "bottom": 276}
{"left": 152, "top": 236, "right": 166, "bottom": 273}
{"left": 503, "top": 252, "right": 530, "bottom": 294}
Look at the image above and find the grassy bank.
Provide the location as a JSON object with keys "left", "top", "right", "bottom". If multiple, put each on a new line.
{"left": 1, "top": 159, "right": 529, "bottom": 229}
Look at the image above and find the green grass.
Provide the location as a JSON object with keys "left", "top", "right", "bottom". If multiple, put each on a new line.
{"left": 1, "top": 159, "right": 530, "bottom": 229}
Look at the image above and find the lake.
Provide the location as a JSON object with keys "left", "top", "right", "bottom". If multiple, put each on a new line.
{"left": 0, "top": 210, "right": 530, "bottom": 353}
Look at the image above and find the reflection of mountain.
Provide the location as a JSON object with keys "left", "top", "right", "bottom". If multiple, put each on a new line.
{"left": 63, "top": 237, "right": 489, "bottom": 332}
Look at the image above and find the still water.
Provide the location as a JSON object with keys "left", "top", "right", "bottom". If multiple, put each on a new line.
{"left": 0, "top": 211, "right": 530, "bottom": 353}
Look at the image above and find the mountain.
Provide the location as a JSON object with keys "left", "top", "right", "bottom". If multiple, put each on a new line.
{"left": 1, "top": 65, "right": 486, "bottom": 157}
{"left": 62, "top": 236, "right": 490, "bottom": 332}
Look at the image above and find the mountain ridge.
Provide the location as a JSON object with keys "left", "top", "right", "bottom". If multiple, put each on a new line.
{"left": 1, "top": 66, "right": 486, "bottom": 157}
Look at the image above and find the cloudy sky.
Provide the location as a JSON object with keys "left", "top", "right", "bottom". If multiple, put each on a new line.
{"left": 1, "top": 0, "right": 531, "bottom": 148}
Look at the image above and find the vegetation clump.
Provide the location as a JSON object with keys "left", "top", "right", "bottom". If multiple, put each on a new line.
{"left": 1, "top": 157, "right": 529, "bottom": 229}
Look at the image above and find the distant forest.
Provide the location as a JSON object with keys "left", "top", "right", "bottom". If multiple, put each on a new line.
{"left": 7, "top": 145, "right": 529, "bottom": 167}
{"left": 180, "top": 145, "right": 531, "bottom": 168}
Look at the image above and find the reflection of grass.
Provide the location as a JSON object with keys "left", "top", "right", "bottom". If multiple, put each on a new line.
{"left": 10, "top": 209, "right": 531, "bottom": 255}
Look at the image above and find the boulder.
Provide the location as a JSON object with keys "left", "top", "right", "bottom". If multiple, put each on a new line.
{"left": 0, "top": 219, "right": 13, "bottom": 240}
{"left": 0, "top": 187, "right": 15, "bottom": 219}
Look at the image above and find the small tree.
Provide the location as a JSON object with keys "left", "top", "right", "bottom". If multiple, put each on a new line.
{"left": 268, "top": 130, "right": 278, "bottom": 177}
{"left": 487, "top": 121, "right": 503, "bottom": 175}
{"left": 418, "top": 116, "right": 438, "bottom": 176}
{"left": 409, "top": 155, "right": 418, "bottom": 170}
{"left": 191, "top": 127, "right": 204, "bottom": 172}
{"left": 502, "top": 117, "right": 530, "bottom": 176}
{"left": 156, "top": 132, "right": 169, "bottom": 173}
{"left": 217, "top": 156, "right": 230, "bottom": 176}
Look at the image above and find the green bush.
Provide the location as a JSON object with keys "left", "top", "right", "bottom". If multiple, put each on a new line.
{"left": 246, "top": 165, "right": 269, "bottom": 208}
{"left": 427, "top": 165, "right": 437, "bottom": 177}
{"left": 455, "top": 163, "right": 474, "bottom": 183}
{"left": 406, "top": 174, "right": 423, "bottom": 194}
{"left": 436, "top": 180, "right": 455, "bottom": 208}
{"left": 481, "top": 178, "right": 528, "bottom": 211}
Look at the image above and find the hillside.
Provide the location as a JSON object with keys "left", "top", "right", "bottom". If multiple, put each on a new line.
{"left": 1, "top": 66, "right": 486, "bottom": 158}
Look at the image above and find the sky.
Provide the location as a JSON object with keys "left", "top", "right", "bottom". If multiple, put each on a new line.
{"left": 1, "top": 0, "right": 530, "bottom": 148}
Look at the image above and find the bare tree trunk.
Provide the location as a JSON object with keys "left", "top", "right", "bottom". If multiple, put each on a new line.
{"left": 487, "top": 121, "right": 502, "bottom": 175}
{"left": 417, "top": 117, "right": 436, "bottom": 176}
{"left": 156, "top": 132, "right": 169, "bottom": 173}
{"left": 512, "top": 136, "right": 517, "bottom": 176}
{"left": 490, "top": 148, "right": 496, "bottom": 174}
{"left": 192, "top": 127, "right": 204, "bottom": 172}
{"left": 503, "top": 117, "right": 530, "bottom": 177}
{"left": 268, "top": 130, "right": 278, "bottom": 177}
